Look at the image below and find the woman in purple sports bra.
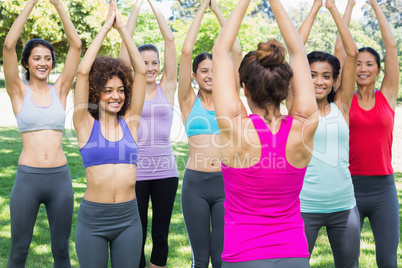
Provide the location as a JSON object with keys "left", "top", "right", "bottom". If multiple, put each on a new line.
{"left": 120, "top": 1, "right": 178, "bottom": 267}
{"left": 73, "top": 1, "right": 146, "bottom": 267}
{"left": 4, "top": 0, "right": 81, "bottom": 266}
{"left": 177, "top": 0, "right": 242, "bottom": 267}
{"left": 212, "top": 0, "right": 318, "bottom": 267}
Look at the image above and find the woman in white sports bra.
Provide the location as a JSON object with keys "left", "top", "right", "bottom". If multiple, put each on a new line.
{"left": 3, "top": 0, "right": 81, "bottom": 267}
{"left": 177, "top": 0, "right": 242, "bottom": 267}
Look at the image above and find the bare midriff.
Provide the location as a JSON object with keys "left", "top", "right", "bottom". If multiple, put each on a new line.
{"left": 19, "top": 130, "right": 67, "bottom": 167}
{"left": 84, "top": 164, "right": 137, "bottom": 203}
{"left": 186, "top": 134, "right": 222, "bottom": 172}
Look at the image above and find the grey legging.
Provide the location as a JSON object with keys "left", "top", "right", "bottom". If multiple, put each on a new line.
{"left": 8, "top": 164, "right": 74, "bottom": 268}
{"left": 352, "top": 174, "right": 399, "bottom": 268}
{"left": 301, "top": 206, "right": 361, "bottom": 268}
{"left": 222, "top": 258, "right": 310, "bottom": 268}
{"left": 75, "top": 198, "right": 142, "bottom": 268}
{"left": 181, "top": 169, "right": 225, "bottom": 268}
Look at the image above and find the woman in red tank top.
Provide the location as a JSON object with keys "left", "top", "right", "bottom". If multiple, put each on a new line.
{"left": 337, "top": 0, "right": 399, "bottom": 266}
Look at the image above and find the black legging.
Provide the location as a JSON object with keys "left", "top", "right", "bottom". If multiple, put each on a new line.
{"left": 8, "top": 165, "right": 74, "bottom": 268}
{"left": 352, "top": 174, "right": 399, "bottom": 268}
{"left": 135, "top": 177, "right": 178, "bottom": 268}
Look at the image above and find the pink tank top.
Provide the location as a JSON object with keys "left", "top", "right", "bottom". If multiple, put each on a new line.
{"left": 136, "top": 84, "right": 178, "bottom": 180}
{"left": 221, "top": 114, "right": 309, "bottom": 262}
{"left": 349, "top": 91, "right": 394, "bottom": 175}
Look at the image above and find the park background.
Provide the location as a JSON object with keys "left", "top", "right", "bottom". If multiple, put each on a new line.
{"left": 0, "top": 0, "right": 401, "bottom": 266}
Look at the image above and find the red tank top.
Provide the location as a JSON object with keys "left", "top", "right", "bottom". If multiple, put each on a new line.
{"left": 349, "top": 91, "right": 394, "bottom": 175}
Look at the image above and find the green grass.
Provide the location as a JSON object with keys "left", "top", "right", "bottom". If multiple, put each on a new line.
{"left": 0, "top": 127, "right": 401, "bottom": 267}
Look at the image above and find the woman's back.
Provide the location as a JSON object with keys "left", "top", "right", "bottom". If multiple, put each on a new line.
{"left": 221, "top": 114, "right": 309, "bottom": 262}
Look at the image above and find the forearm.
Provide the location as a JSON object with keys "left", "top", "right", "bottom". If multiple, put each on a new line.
{"left": 328, "top": 5, "right": 357, "bottom": 57}
{"left": 52, "top": 2, "right": 81, "bottom": 49}
{"left": 78, "top": 27, "right": 109, "bottom": 75}
{"left": 269, "top": 0, "right": 304, "bottom": 57}
{"left": 371, "top": 3, "right": 397, "bottom": 48}
{"left": 118, "top": 27, "right": 146, "bottom": 74}
{"left": 298, "top": 3, "right": 321, "bottom": 45}
{"left": 4, "top": 1, "right": 36, "bottom": 49}
{"left": 181, "top": 4, "right": 208, "bottom": 53}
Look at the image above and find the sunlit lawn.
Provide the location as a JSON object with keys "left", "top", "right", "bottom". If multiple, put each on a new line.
{"left": 0, "top": 127, "right": 401, "bottom": 267}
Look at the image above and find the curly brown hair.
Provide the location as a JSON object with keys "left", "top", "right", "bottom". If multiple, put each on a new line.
{"left": 239, "top": 39, "right": 293, "bottom": 120}
{"left": 87, "top": 56, "right": 134, "bottom": 120}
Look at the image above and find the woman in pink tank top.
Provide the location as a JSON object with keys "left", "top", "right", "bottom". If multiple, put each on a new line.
{"left": 336, "top": 0, "right": 400, "bottom": 266}
{"left": 212, "top": 0, "right": 318, "bottom": 267}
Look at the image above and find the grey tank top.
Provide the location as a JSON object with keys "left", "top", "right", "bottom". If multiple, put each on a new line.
{"left": 16, "top": 84, "right": 65, "bottom": 133}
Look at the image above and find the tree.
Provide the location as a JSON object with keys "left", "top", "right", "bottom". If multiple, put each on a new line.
{"left": 0, "top": 0, "right": 125, "bottom": 64}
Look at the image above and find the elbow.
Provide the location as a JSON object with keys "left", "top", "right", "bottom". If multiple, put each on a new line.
{"left": 347, "top": 46, "right": 359, "bottom": 59}
{"left": 73, "top": 39, "right": 82, "bottom": 51}
{"left": 135, "top": 64, "right": 147, "bottom": 76}
{"left": 77, "top": 67, "right": 89, "bottom": 77}
{"left": 3, "top": 39, "right": 15, "bottom": 52}
{"left": 166, "top": 34, "right": 175, "bottom": 44}
{"left": 387, "top": 39, "right": 398, "bottom": 50}
{"left": 212, "top": 43, "right": 228, "bottom": 56}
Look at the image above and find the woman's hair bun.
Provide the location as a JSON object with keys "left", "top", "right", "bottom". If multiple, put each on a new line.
{"left": 255, "top": 39, "right": 287, "bottom": 67}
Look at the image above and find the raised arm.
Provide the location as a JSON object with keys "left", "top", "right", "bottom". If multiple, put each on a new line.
{"left": 212, "top": 0, "right": 249, "bottom": 130}
{"left": 298, "top": 0, "right": 322, "bottom": 45}
{"left": 326, "top": 0, "right": 358, "bottom": 112}
{"left": 73, "top": 0, "right": 115, "bottom": 128}
{"left": 178, "top": 0, "right": 210, "bottom": 115}
{"left": 210, "top": 0, "right": 243, "bottom": 91}
{"left": 50, "top": 0, "right": 81, "bottom": 98}
{"left": 114, "top": 5, "right": 146, "bottom": 124}
{"left": 271, "top": 0, "right": 316, "bottom": 122}
{"left": 286, "top": 0, "right": 321, "bottom": 112}
{"left": 334, "top": 0, "right": 355, "bottom": 69}
{"left": 148, "top": 0, "right": 177, "bottom": 102}
{"left": 119, "top": 0, "right": 142, "bottom": 61}
{"left": 3, "top": 0, "right": 38, "bottom": 97}
{"left": 371, "top": 0, "right": 399, "bottom": 109}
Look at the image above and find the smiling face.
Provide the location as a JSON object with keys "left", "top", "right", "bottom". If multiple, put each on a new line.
{"left": 99, "top": 76, "right": 126, "bottom": 115}
{"left": 356, "top": 51, "right": 380, "bottom": 87}
{"left": 192, "top": 59, "right": 213, "bottom": 91}
{"left": 26, "top": 46, "right": 53, "bottom": 81}
{"left": 141, "top": 50, "right": 160, "bottom": 83}
{"left": 310, "top": 61, "right": 336, "bottom": 101}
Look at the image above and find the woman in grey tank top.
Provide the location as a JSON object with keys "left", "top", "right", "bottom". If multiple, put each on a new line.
{"left": 3, "top": 0, "right": 81, "bottom": 267}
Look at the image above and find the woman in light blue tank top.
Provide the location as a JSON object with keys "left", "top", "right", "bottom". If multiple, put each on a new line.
{"left": 4, "top": 0, "right": 81, "bottom": 267}
{"left": 119, "top": 1, "right": 179, "bottom": 267}
{"left": 73, "top": 1, "right": 146, "bottom": 267}
{"left": 290, "top": 0, "right": 360, "bottom": 267}
{"left": 177, "top": 0, "right": 242, "bottom": 267}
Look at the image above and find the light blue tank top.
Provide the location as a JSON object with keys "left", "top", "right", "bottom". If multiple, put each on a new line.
{"left": 184, "top": 96, "right": 220, "bottom": 137}
{"left": 16, "top": 84, "right": 65, "bottom": 133}
{"left": 300, "top": 103, "right": 356, "bottom": 213}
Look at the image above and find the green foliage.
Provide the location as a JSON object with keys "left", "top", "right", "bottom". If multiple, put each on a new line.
{"left": 0, "top": 0, "right": 126, "bottom": 63}
{"left": 0, "top": 127, "right": 402, "bottom": 267}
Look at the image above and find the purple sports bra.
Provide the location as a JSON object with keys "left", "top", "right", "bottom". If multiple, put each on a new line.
{"left": 79, "top": 118, "right": 138, "bottom": 168}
